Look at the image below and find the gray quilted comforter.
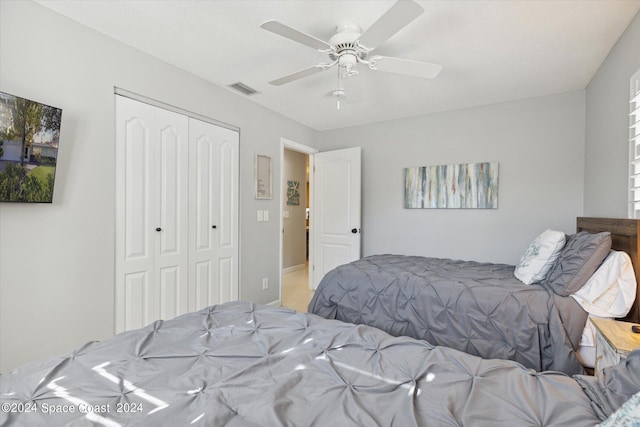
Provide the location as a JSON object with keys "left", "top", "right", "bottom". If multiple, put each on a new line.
{"left": 309, "top": 254, "right": 589, "bottom": 375}
{"left": 3, "top": 302, "right": 635, "bottom": 426}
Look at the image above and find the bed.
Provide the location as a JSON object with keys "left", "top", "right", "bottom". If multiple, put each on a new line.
{"left": 1, "top": 302, "right": 639, "bottom": 426}
{"left": 308, "top": 217, "right": 640, "bottom": 375}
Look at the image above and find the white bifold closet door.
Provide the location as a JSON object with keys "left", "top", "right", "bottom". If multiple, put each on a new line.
{"left": 115, "top": 95, "right": 238, "bottom": 333}
{"left": 188, "top": 118, "right": 239, "bottom": 312}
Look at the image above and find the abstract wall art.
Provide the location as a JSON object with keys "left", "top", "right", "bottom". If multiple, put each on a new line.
{"left": 404, "top": 162, "right": 499, "bottom": 209}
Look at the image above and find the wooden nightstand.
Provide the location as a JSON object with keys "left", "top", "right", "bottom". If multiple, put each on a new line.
{"left": 591, "top": 317, "right": 640, "bottom": 373}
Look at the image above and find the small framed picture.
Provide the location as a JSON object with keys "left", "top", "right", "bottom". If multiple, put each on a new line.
{"left": 287, "top": 180, "right": 300, "bottom": 205}
{"left": 255, "top": 154, "right": 272, "bottom": 199}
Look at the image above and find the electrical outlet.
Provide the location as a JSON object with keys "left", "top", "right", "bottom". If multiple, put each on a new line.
{"left": 262, "top": 277, "right": 269, "bottom": 290}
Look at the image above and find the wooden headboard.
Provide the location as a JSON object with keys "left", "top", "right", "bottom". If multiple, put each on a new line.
{"left": 577, "top": 217, "right": 640, "bottom": 323}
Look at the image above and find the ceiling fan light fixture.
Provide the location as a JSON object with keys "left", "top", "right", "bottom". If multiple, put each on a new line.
{"left": 339, "top": 53, "right": 359, "bottom": 77}
{"left": 332, "top": 89, "right": 346, "bottom": 110}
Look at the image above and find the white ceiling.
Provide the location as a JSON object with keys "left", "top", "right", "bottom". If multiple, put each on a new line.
{"left": 35, "top": 0, "right": 640, "bottom": 131}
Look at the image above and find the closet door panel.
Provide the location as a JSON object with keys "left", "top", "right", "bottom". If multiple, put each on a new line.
{"left": 216, "top": 126, "right": 239, "bottom": 301}
{"left": 157, "top": 126, "right": 181, "bottom": 255}
{"left": 189, "top": 119, "right": 220, "bottom": 311}
{"left": 155, "top": 109, "right": 189, "bottom": 318}
{"left": 116, "top": 97, "right": 189, "bottom": 332}
{"left": 159, "top": 266, "right": 183, "bottom": 320}
{"left": 189, "top": 119, "right": 238, "bottom": 309}
{"left": 219, "top": 140, "right": 234, "bottom": 249}
{"left": 194, "top": 260, "right": 213, "bottom": 308}
{"left": 124, "top": 272, "right": 151, "bottom": 331}
{"left": 123, "top": 117, "right": 151, "bottom": 261}
{"left": 193, "top": 133, "right": 216, "bottom": 251}
{"left": 116, "top": 97, "right": 158, "bottom": 332}
{"left": 219, "top": 256, "right": 233, "bottom": 303}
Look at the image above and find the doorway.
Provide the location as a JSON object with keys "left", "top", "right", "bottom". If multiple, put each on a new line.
{"left": 280, "top": 139, "right": 317, "bottom": 312}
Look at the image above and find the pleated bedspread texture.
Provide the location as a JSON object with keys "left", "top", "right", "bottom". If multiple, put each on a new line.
{"left": 0, "top": 302, "right": 601, "bottom": 426}
{"left": 309, "top": 254, "right": 589, "bottom": 375}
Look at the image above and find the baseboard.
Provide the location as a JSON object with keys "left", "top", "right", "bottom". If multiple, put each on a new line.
{"left": 265, "top": 299, "right": 282, "bottom": 307}
{"left": 283, "top": 264, "right": 306, "bottom": 274}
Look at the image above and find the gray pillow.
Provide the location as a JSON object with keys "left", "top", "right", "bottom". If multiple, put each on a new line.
{"left": 543, "top": 231, "right": 611, "bottom": 296}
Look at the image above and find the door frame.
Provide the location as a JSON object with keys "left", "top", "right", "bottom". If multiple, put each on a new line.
{"left": 279, "top": 138, "right": 318, "bottom": 304}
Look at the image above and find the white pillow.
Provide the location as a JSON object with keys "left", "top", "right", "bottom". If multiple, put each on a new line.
{"left": 514, "top": 229, "right": 566, "bottom": 285}
{"left": 571, "top": 251, "right": 637, "bottom": 318}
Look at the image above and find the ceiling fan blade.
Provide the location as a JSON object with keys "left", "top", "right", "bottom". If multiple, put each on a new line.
{"left": 369, "top": 56, "right": 442, "bottom": 79}
{"left": 357, "top": 0, "right": 424, "bottom": 50}
{"left": 269, "top": 65, "right": 326, "bottom": 86}
{"left": 261, "top": 20, "right": 332, "bottom": 51}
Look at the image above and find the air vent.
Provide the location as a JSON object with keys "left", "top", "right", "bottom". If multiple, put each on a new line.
{"left": 229, "top": 82, "right": 259, "bottom": 96}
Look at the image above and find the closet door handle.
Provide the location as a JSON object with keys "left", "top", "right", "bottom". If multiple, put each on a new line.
{"left": 212, "top": 225, "right": 217, "bottom": 229}
{"left": 155, "top": 227, "right": 162, "bottom": 232}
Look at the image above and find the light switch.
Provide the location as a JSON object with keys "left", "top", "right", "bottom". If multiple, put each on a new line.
{"left": 257, "top": 210, "right": 264, "bottom": 222}
{"left": 264, "top": 210, "right": 269, "bottom": 221}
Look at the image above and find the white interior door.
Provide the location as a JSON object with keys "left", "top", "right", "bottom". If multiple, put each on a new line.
{"left": 312, "top": 147, "right": 361, "bottom": 288}
{"left": 189, "top": 119, "right": 239, "bottom": 311}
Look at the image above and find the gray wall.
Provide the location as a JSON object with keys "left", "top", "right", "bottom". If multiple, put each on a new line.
{"left": 584, "top": 10, "right": 640, "bottom": 217}
{"left": 317, "top": 91, "right": 586, "bottom": 264}
{"left": 0, "top": 1, "right": 315, "bottom": 373}
{"left": 282, "top": 149, "right": 308, "bottom": 270}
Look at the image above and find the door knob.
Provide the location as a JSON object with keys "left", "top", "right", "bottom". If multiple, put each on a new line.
{"left": 155, "top": 227, "right": 162, "bottom": 232}
{"left": 212, "top": 225, "right": 217, "bottom": 229}
{"left": 351, "top": 228, "right": 358, "bottom": 234}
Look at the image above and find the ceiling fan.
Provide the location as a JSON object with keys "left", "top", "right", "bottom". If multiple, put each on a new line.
{"left": 260, "top": 0, "right": 442, "bottom": 89}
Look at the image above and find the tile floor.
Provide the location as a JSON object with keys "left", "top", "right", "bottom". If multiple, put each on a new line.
{"left": 281, "top": 263, "right": 314, "bottom": 313}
